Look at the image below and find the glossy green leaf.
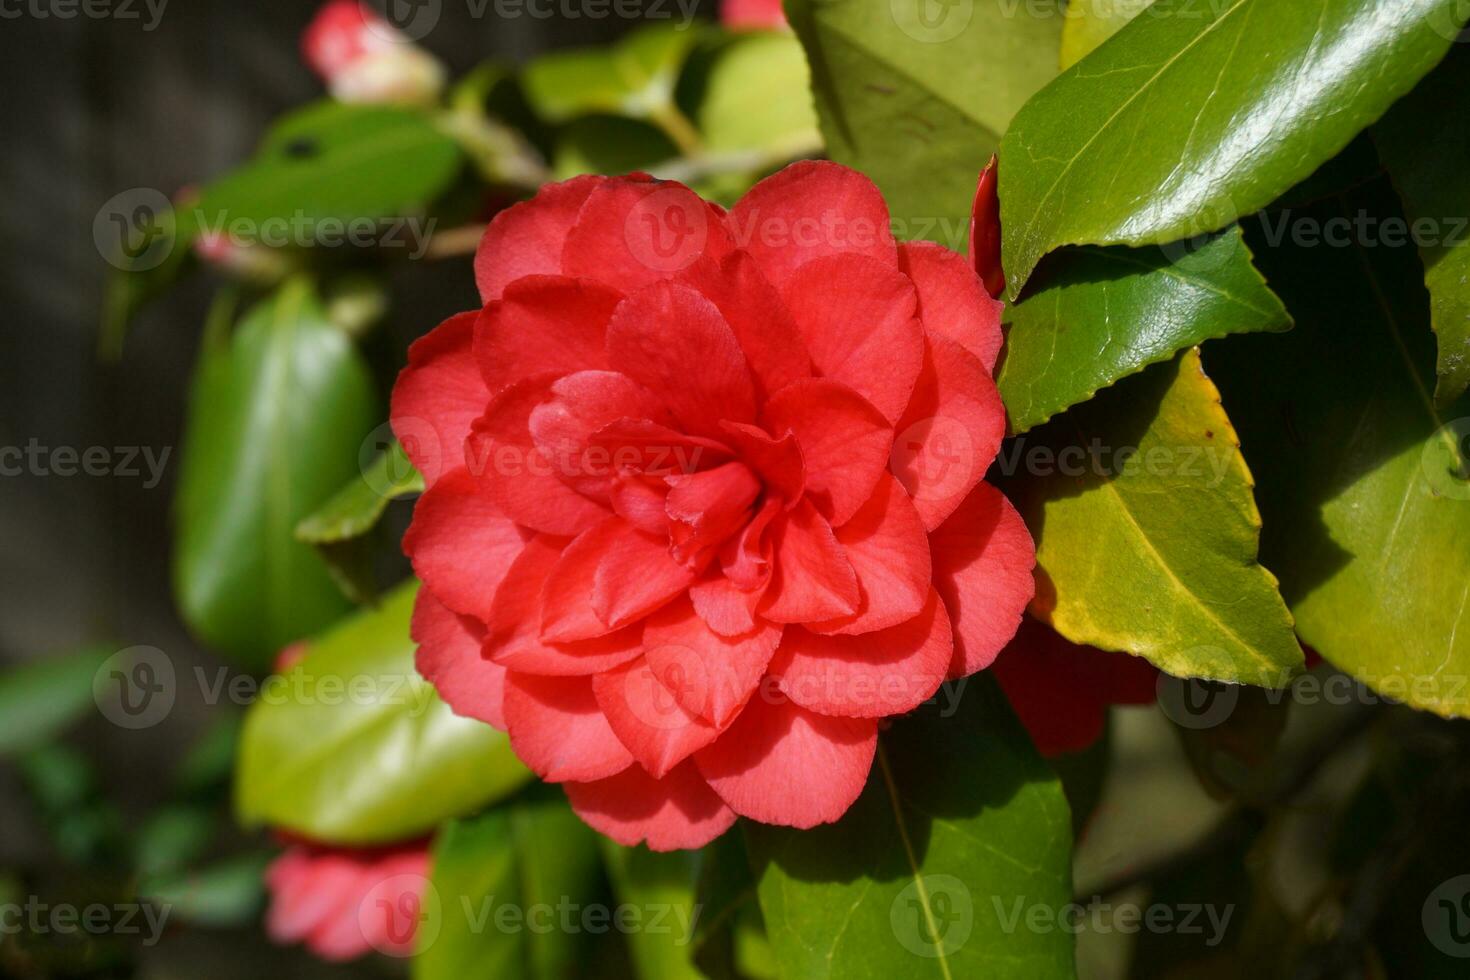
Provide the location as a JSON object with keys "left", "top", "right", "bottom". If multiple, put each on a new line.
{"left": 1208, "top": 179, "right": 1470, "bottom": 718}
{"left": 998, "top": 229, "right": 1290, "bottom": 434}
{"left": 173, "top": 279, "right": 376, "bottom": 668}
{"left": 235, "top": 581, "right": 531, "bottom": 843}
{"left": 414, "top": 789, "right": 603, "bottom": 980}
{"left": 698, "top": 31, "right": 821, "bottom": 161}
{"left": 787, "top": 0, "right": 1060, "bottom": 250}
{"left": 182, "top": 102, "right": 463, "bottom": 241}
{"left": 746, "top": 678, "right": 1074, "bottom": 979}
{"left": 296, "top": 439, "right": 421, "bottom": 545}
{"left": 999, "top": 0, "right": 1470, "bottom": 298}
{"left": 523, "top": 23, "right": 704, "bottom": 150}
{"left": 1375, "top": 43, "right": 1470, "bottom": 406}
{"left": 0, "top": 647, "right": 109, "bottom": 757}
{"left": 688, "top": 831, "right": 762, "bottom": 979}
{"left": 1006, "top": 348, "right": 1302, "bottom": 686}
{"left": 295, "top": 439, "right": 422, "bottom": 606}
{"left": 553, "top": 116, "right": 677, "bottom": 181}
{"left": 1058, "top": 0, "right": 1152, "bottom": 70}
{"left": 599, "top": 842, "right": 705, "bottom": 980}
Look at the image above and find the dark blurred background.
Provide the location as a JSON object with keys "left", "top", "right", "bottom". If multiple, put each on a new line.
{"left": 0, "top": 3, "right": 712, "bottom": 975}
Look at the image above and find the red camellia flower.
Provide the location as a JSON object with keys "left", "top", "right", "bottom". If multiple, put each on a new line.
{"left": 393, "top": 160, "right": 1035, "bottom": 850}
{"left": 721, "top": 0, "right": 790, "bottom": 31}
{"left": 265, "top": 841, "right": 430, "bottom": 961}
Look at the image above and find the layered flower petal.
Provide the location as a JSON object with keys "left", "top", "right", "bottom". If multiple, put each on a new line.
{"left": 475, "top": 174, "right": 602, "bottom": 302}
{"left": 503, "top": 672, "right": 634, "bottom": 782}
{"left": 898, "top": 241, "right": 1004, "bottom": 373}
{"left": 390, "top": 312, "right": 488, "bottom": 488}
{"left": 466, "top": 377, "right": 610, "bottom": 537}
{"left": 781, "top": 254, "right": 925, "bottom": 424}
{"left": 564, "top": 760, "right": 736, "bottom": 852}
{"left": 593, "top": 658, "right": 722, "bottom": 778}
{"left": 763, "top": 378, "right": 890, "bottom": 526}
{"left": 402, "top": 467, "right": 528, "bottom": 621}
{"left": 930, "top": 483, "right": 1036, "bottom": 677}
{"left": 474, "top": 275, "right": 623, "bottom": 396}
{"left": 562, "top": 178, "right": 734, "bottom": 294}
{"left": 718, "top": 421, "right": 805, "bottom": 506}
{"left": 680, "top": 251, "right": 811, "bottom": 399}
{"left": 809, "top": 475, "right": 931, "bottom": 636}
{"left": 486, "top": 535, "right": 643, "bottom": 676}
{"left": 774, "top": 589, "right": 952, "bottom": 718}
{"left": 758, "top": 500, "right": 860, "bottom": 623}
{"left": 729, "top": 161, "right": 897, "bottom": 287}
{"left": 891, "top": 334, "right": 1006, "bottom": 531}
{"left": 528, "top": 370, "right": 672, "bottom": 500}
{"left": 606, "top": 281, "right": 757, "bottom": 440}
{"left": 696, "top": 691, "right": 877, "bottom": 827}
{"left": 412, "top": 588, "right": 507, "bottom": 729}
{"left": 643, "top": 596, "right": 783, "bottom": 726}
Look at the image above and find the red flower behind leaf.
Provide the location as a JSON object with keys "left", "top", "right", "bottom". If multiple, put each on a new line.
{"left": 991, "top": 617, "right": 1159, "bottom": 757}
{"left": 393, "top": 161, "right": 1034, "bottom": 849}
{"left": 721, "top": 0, "right": 790, "bottom": 31}
{"left": 264, "top": 841, "right": 430, "bottom": 962}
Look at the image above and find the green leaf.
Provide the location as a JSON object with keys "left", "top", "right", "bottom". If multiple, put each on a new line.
{"left": 999, "top": 0, "right": 1470, "bottom": 298}
{"left": 523, "top": 23, "right": 704, "bottom": 150}
{"left": 599, "top": 842, "right": 705, "bottom": 980}
{"left": 787, "top": 0, "right": 1061, "bottom": 249}
{"left": 138, "top": 853, "right": 272, "bottom": 929}
{"left": 1005, "top": 348, "right": 1302, "bottom": 686}
{"left": 414, "top": 789, "right": 603, "bottom": 980}
{"left": 173, "top": 279, "right": 377, "bottom": 668}
{"left": 295, "top": 439, "right": 422, "bottom": 606}
{"left": 132, "top": 805, "right": 219, "bottom": 877}
{"left": 1375, "top": 43, "right": 1470, "bottom": 406}
{"left": 235, "top": 581, "right": 531, "bottom": 843}
{"left": 1058, "top": 0, "right": 1152, "bottom": 71}
{"left": 182, "top": 102, "right": 463, "bottom": 241}
{"left": 553, "top": 116, "right": 678, "bottom": 181}
{"left": 998, "top": 229, "right": 1291, "bottom": 434}
{"left": 697, "top": 32, "right": 821, "bottom": 161}
{"left": 1208, "top": 178, "right": 1470, "bottom": 718}
{"left": 746, "top": 678, "right": 1074, "bottom": 979}
{"left": 688, "top": 831, "right": 762, "bottom": 979}
{"left": 0, "top": 647, "right": 109, "bottom": 757}
{"left": 295, "top": 439, "right": 422, "bottom": 544}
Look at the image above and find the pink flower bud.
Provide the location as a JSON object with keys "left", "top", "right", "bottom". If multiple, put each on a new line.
{"left": 301, "top": 1, "right": 444, "bottom": 105}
